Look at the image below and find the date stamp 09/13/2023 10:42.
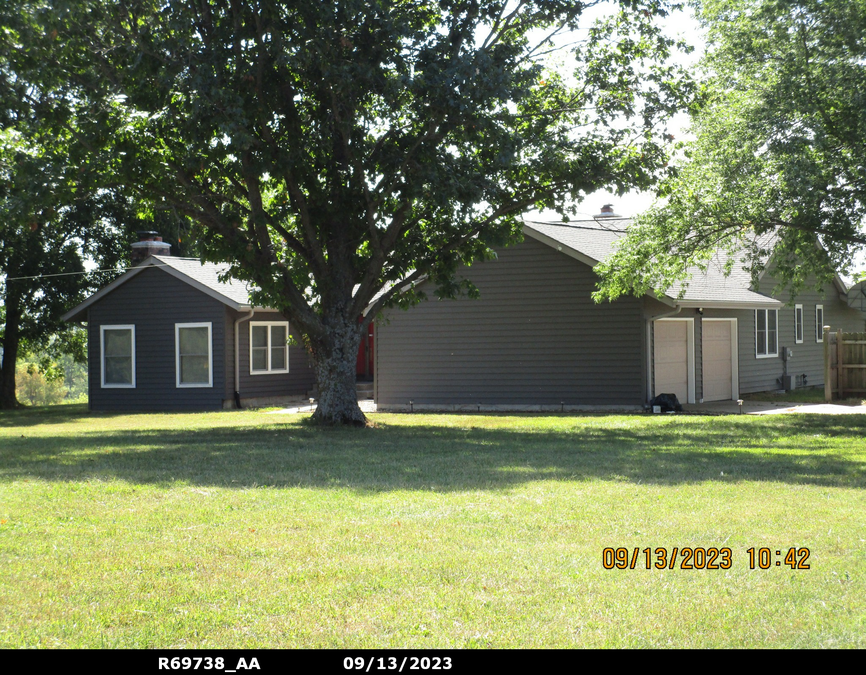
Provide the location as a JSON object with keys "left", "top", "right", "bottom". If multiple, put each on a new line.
{"left": 602, "top": 546, "right": 811, "bottom": 570}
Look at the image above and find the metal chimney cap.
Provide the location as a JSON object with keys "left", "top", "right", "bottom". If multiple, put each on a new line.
{"left": 596, "top": 204, "right": 620, "bottom": 218}
{"left": 131, "top": 239, "right": 170, "bottom": 248}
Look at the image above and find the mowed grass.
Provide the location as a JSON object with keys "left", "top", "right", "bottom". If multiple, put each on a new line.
{"left": 1, "top": 406, "right": 865, "bottom": 648}
{"left": 744, "top": 387, "right": 865, "bottom": 405}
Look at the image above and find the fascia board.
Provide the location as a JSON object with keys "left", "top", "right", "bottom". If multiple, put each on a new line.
{"left": 154, "top": 263, "right": 248, "bottom": 311}
{"left": 676, "top": 299, "right": 784, "bottom": 309}
{"left": 522, "top": 225, "right": 677, "bottom": 308}
{"left": 60, "top": 264, "right": 150, "bottom": 322}
{"left": 362, "top": 275, "right": 429, "bottom": 317}
{"left": 522, "top": 225, "right": 602, "bottom": 269}
{"left": 61, "top": 256, "right": 257, "bottom": 322}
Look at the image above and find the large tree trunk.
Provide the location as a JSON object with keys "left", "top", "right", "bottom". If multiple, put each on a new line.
{"left": 308, "top": 312, "right": 367, "bottom": 426}
{"left": 0, "top": 293, "right": 22, "bottom": 410}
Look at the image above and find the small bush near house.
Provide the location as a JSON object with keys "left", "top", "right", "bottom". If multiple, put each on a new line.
{"left": 15, "top": 362, "right": 65, "bottom": 406}
{"left": 14, "top": 352, "right": 88, "bottom": 406}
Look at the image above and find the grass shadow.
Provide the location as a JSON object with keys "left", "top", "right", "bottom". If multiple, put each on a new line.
{"left": 0, "top": 404, "right": 133, "bottom": 428}
{"left": 1, "top": 413, "right": 865, "bottom": 491}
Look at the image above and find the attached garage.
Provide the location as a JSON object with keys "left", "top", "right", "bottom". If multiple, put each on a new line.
{"left": 701, "top": 319, "right": 739, "bottom": 402}
{"left": 372, "top": 218, "right": 866, "bottom": 411}
{"left": 653, "top": 319, "right": 695, "bottom": 404}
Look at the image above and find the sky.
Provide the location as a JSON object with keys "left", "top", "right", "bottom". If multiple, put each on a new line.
{"left": 525, "top": 1, "right": 706, "bottom": 221}
{"left": 519, "top": 1, "right": 865, "bottom": 277}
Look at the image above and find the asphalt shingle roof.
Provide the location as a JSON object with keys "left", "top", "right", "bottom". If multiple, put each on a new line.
{"left": 523, "top": 219, "right": 783, "bottom": 307}
{"left": 61, "top": 254, "right": 260, "bottom": 322}
{"left": 150, "top": 256, "right": 254, "bottom": 306}
{"left": 64, "top": 219, "right": 790, "bottom": 323}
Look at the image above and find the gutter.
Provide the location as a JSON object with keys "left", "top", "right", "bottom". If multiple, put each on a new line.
{"left": 233, "top": 308, "right": 255, "bottom": 408}
{"left": 651, "top": 306, "right": 682, "bottom": 322}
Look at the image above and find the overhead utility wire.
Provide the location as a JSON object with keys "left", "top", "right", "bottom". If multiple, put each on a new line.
{"left": 4, "top": 262, "right": 174, "bottom": 282}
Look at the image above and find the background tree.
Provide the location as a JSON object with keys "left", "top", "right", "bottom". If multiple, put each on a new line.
{"left": 0, "top": 29, "right": 192, "bottom": 408}
{"left": 16, "top": 360, "right": 66, "bottom": 406}
{"left": 0, "top": 123, "right": 131, "bottom": 409}
{"left": 595, "top": 0, "right": 866, "bottom": 302}
{"left": 11, "top": 0, "right": 695, "bottom": 423}
{"left": 15, "top": 335, "right": 90, "bottom": 405}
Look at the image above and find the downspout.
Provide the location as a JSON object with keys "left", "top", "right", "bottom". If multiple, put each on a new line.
{"left": 234, "top": 308, "right": 255, "bottom": 408}
{"left": 646, "top": 305, "right": 682, "bottom": 403}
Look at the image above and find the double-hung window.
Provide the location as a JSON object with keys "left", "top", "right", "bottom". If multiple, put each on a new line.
{"left": 250, "top": 322, "right": 289, "bottom": 374}
{"left": 176, "top": 322, "right": 213, "bottom": 387}
{"left": 101, "top": 325, "right": 135, "bottom": 388}
{"left": 816, "top": 305, "right": 824, "bottom": 342}
{"left": 755, "top": 309, "right": 778, "bottom": 358}
{"left": 795, "top": 304, "right": 803, "bottom": 344}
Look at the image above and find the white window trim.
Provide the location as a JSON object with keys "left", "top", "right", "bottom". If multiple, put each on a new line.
{"left": 794, "top": 304, "right": 803, "bottom": 344}
{"left": 816, "top": 305, "right": 824, "bottom": 343}
{"left": 249, "top": 321, "right": 290, "bottom": 375}
{"left": 100, "top": 325, "right": 136, "bottom": 388}
{"left": 755, "top": 309, "right": 779, "bottom": 359}
{"left": 175, "top": 322, "right": 213, "bottom": 388}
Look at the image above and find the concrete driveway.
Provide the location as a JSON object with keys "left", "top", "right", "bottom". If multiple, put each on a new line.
{"left": 683, "top": 400, "right": 866, "bottom": 415}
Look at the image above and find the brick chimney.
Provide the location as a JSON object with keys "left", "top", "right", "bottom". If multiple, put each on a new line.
{"left": 131, "top": 231, "right": 171, "bottom": 265}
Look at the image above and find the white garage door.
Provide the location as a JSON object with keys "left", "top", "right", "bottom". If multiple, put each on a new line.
{"left": 654, "top": 320, "right": 689, "bottom": 403}
{"left": 702, "top": 320, "right": 735, "bottom": 402}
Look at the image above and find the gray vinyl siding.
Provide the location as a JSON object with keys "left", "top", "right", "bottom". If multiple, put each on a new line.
{"left": 87, "top": 267, "right": 227, "bottom": 410}
{"left": 233, "top": 310, "right": 316, "bottom": 399}
{"left": 224, "top": 311, "right": 235, "bottom": 399}
{"left": 375, "top": 237, "right": 645, "bottom": 406}
{"left": 86, "top": 269, "right": 317, "bottom": 410}
{"left": 642, "top": 296, "right": 675, "bottom": 401}
{"left": 758, "top": 275, "right": 865, "bottom": 390}
{"left": 700, "top": 273, "right": 865, "bottom": 395}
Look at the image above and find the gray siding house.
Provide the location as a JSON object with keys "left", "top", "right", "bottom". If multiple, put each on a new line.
{"left": 373, "top": 219, "right": 866, "bottom": 410}
{"left": 62, "top": 255, "right": 315, "bottom": 411}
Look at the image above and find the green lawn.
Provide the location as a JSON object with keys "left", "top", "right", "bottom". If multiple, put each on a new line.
{"left": 1, "top": 405, "right": 864, "bottom": 648}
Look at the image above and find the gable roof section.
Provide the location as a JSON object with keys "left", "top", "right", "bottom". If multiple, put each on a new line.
{"left": 61, "top": 255, "right": 259, "bottom": 322}
{"left": 154, "top": 256, "right": 253, "bottom": 307}
{"left": 65, "top": 219, "right": 804, "bottom": 324}
{"left": 523, "top": 219, "right": 783, "bottom": 309}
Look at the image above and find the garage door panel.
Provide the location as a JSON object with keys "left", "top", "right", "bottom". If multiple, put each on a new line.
{"left": 654, "top": 321, "right": 689, "bottom": 402}
{"left": 703, "top": 320, "right": 734, "bottom": 402}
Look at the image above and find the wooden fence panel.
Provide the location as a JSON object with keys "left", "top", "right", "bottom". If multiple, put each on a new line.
{"left": 825, "top": 329, "right": 866, "bottom": 400}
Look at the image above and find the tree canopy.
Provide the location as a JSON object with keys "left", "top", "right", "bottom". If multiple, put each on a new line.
{"left": 6, "top": 0, "right": 695, "bottom": 423}
{"left": 595, "top": 0, "right": 866, "bottom": 303}
{"left": 0, "top": 86, "right": 126, "bottom": 408}
{"left": 0, "top": 20, "right": 190, "bottom": 408}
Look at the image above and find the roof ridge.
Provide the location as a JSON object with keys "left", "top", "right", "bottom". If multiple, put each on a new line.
{"left": 153, "top": 255, "right": 228, "bottom": 263}
{"left": 524, "top": 221, "right": 630, "bottom": 232}
{"left": 522, "top": 220, "right": 783, "bottom": 308}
